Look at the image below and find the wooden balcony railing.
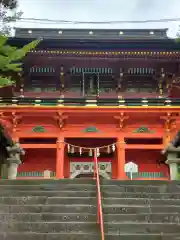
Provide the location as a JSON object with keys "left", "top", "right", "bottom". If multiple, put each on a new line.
{"left": 0, "top": 97, "right": 180, "bottom": 107}
{"left": 94, "top": 150, "right": 105, "bottom": 240}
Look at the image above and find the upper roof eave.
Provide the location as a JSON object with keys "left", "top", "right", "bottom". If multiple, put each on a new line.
{"left": 7, "top": 36, "right": 178, "bottom": 49}
{"left": 14, "top": 27, "right": 169, "bottom": 40}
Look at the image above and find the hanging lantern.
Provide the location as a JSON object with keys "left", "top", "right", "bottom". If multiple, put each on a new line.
{"left": 89, "top": 149, "right": 93, "bottom": 157}
{"left": 107, "top": 146, "right": 111, "bottom": 154}
{"left": 79, "top": 147, "right": 82, "bottom": 155}
{"left": 67, "top": 144, "right": 70, "bottom": 153}
{"left": 96, "top": 148, "right": 100, "bottom": 157}
{"left": 112, "top": 144, "right": 116, "bottom": 152}
{"left": 71, "top": 146, "right": 75, "bottom": 154}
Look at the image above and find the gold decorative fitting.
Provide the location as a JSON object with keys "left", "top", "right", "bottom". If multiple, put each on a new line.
{"left": 96, "top": 148, "right": 100, "bottom": 157}
{"left": 112, "top": 144, "right": 116, "bottom": 152}
{"left": 71, "top": 147, "right": 75, "bottom": 154}
{"left": 79, "top": 148, "right": 82, "bottom": 155}
{"left": 67, "top": 144, "right": 70, "bottom": 153}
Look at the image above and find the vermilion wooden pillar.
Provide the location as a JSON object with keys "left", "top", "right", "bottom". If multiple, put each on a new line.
{"left": 117, "top": 137, "right": 126, "bottom": 180}
{"left": 56, "top": 137, "right": 65, "bottom": 179}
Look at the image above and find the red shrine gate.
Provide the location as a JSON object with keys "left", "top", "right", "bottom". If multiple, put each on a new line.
{"left": 0, "top": 106, "right": 174, "bottom": 181}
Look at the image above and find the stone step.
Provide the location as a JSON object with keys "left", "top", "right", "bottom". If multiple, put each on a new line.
{"left": 101, "top": 184, "right": 180, "bottom": 193}
{"left": 102, "top": 198, "right": 180, "bottom": 205}
{"left": 103, "top": 192, "right": 180, "bottom": 199}
{"left": 0, "top": 184, "right": 96, "bottom": 191}
{"left": 1, "top": 196, "right": 178, "bottom": 205}
{"left": 0, "top": 190, "right": 179, "bottom": 199}
{"left": 103, "top": 205, "right": 180, "bottom": 214}
{"left": 0, "top": 179, "right": 96, "bottom": 185}
{"left": 104, "top": 222, "right": 180, "bottom": 234}
{"left": 0, "top": 179, "right": 178, "bottom": 187}
{"left": 0, "top": 197, "right": 96, "bottom": 205}
{"left": 2, "top": 221, "right": 180, "bottom": 234}
{"left": 105, "top": 235, "right": 180, "bottom": 240}
{"left": 101, "top": 180, "right": 180, "bottom": 186}
{"left": 0, "top": 233, "right": 179, "bottom": 240}
{"left": 0, "top": 204, "right": 97, "bottom": 214}
{"left": 1, "top": 213, "right": 179, "bottom": 223}
{"left": 0, "top": 213, "right": 97, "bottom": 222}
{"left": 1, "top": 183, "right": 179, "bottom": 194}
{"left": 107, "top": 235, "right": 180, "bottom": 240}
{"left": 1, "top": 204, "right": 180, "bottom": 214}
{"left": 0, "top": 233, "right": 101, "bottom": 240}
{"left": 0, "top": 222, "right": 99, "bottom": 233}
{"left": 0, "top": 190, "right": 96, "bottom": 197}
{"left": 103, "top": 213, "right": 180, "bottom": 223}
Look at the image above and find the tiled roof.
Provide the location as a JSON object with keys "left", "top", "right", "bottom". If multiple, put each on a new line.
{"left": 14, "top": 28, "right": 168, "bottom": 40}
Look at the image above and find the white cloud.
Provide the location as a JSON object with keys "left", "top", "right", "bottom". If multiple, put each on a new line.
{"left": 16, "top": 0, "right": 180, "bottom": 37}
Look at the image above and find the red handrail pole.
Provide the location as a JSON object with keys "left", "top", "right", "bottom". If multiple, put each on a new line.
{"left": 94, "top": 149, "right": 105, "bottom": 240}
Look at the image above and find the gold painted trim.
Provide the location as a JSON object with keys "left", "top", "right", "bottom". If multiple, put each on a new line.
{"left": 2, "top": 105, "right": 180, "bottom": 109}
{"left": 31, "top": 50, "right": 180, "bottom": 56}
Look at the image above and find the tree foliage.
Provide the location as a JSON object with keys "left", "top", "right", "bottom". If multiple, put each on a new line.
{"left": 0, "top": 35, "right": 40, "bottom": 87}
{"left": 0, "top": 0, "right": 23, "bottom": 36}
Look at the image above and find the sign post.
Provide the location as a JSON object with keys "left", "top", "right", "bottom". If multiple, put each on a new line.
{"left": 124, "top": 162, "right": 138, "bottom": 180}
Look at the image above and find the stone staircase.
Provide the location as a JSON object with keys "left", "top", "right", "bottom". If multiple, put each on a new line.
{"left": 101, "top": 180, "right": 180, "bottom": 240}
{"left": 0, "top": 179, "right": 180, "bottom": 240}
{"left": 0, "top": 179, "right": 100, "bottom": 240}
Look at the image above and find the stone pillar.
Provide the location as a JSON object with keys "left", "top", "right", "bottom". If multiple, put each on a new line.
{"left": 56, "top": 137, "right": 65, "bottom": 179}
{"left": 169, "top": 163, "right": 178, "bottom": 180}
{"left": 117, "top": 137, "right": 126, "bottom": 180}
{"left": 6, "top": 140, "right": 25, "bottom": 180}
{"left": 8, "top": 163, "right": 18, "bottom": 180}
{"left": 1, "top": 164, "right": 8, "bottom": 179}
{"left": 166, "top": 152, "right": 178, "bottom": 180}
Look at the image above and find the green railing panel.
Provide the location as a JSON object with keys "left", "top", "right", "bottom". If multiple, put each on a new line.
{"left": 50, "top": 172, "right": 56, "bottom": 177}
{"left": 17, "top": 171, "right": 44, "bottom": 177}
{"left": 126, "top": 172, "right": 166, "bottom": 179}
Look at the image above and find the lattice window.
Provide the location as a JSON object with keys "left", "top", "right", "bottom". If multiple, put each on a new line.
{"left": 29, "top": 67, "right": 55, "bottom": 73}
{"left": 128, "top": 68, "right": 156, "bottom": 75}
{"left": 70, "top": 67, "right": 113, "bottom": 75}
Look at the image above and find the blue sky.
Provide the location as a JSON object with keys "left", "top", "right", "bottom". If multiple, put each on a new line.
{"left": 16, "top": 0, "right": 180, "bottom": 38}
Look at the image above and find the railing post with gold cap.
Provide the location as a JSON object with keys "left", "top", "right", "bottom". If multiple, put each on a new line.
{"left": 56, "top": 138, "right": 65, "bottom": 179}
{"left": 117, "top": 137, "right": 126, "bottom": 180}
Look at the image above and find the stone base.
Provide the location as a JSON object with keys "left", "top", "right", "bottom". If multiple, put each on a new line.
{"left": 1, "top": 163, "right": 18, "bottom": 179}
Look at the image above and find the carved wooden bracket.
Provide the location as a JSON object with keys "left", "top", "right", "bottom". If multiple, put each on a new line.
{"left": 160, "top": 113, "right": 177, "bottom": 134}
{"left": 160, "top": 112, "right": 179, "bottom": 145}
{"left": 54, "top": 112, "right": 68, "bottom": 129}
{"left": 11, "top": 112, "right": 22, "bottom": 132}
{"left": 114, "top": 112, "right": 129, "bottom": 131}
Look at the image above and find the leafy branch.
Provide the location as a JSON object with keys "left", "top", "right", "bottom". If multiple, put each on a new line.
{"left": 0, "top": 35, "right": 40, "bottom": 87}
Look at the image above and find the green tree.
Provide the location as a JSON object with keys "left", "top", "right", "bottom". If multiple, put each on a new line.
{"left": 0, "top": 0, "right": 23, "bottom": 36}
{"left": 0, "top": 35, "right": 40, "bottom": 87}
